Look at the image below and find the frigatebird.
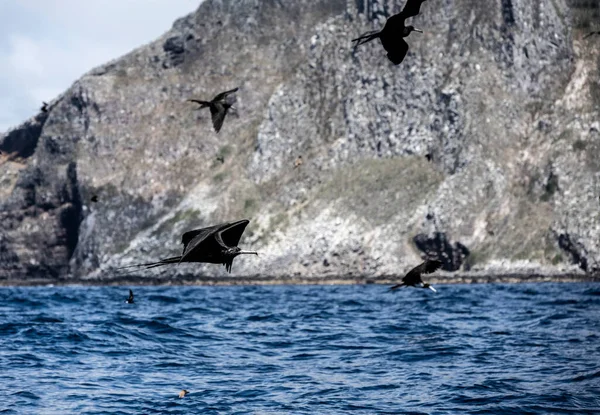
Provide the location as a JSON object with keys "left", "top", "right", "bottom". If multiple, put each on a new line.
{"left": 352, "top": 0, "right": 427, "bottom": 65}
{"left": 126, "top": 289, "right": 134, "bottom": 303}
{"left": 584, "top": 31, "right": 600, "bottom": 39}
{"left": 119, "top": 219, "right": 257, "bottom": 273}
{"left": 389, "top": 259, "right": 442, "bottom": 292}
{"left": 188, "top": 88, "right": 238, "bottom": 133}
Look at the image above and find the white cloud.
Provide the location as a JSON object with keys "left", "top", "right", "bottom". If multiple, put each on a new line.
{"left": 0, "top": 0, "right": 200, "bottom": 133}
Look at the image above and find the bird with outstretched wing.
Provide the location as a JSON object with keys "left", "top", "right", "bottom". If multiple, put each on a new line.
{"left": 389, "top": 259, "right": 442, "bottom": 292}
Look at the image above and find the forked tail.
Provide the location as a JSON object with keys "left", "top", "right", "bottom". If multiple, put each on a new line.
{"left": 352, "top": 30, "right": 381, "bottom": 47}
{"left": 116, "top": 256, "right": 182, "bottom": 271}
{"left": 388, "top": 283, "right": 406, "bottom": 291}
{"left": 187, "top": 99, "right": 211, "bottom": 109}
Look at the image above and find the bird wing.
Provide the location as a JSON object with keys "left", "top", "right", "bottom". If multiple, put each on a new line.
{"left": 400, "top": 0, "right": 427, "bottom": 19}
{"left": 212, "top": 87, "right": 239, "bottom": 102}
{"left": 180, "top": 224, "right": 224, "bottom": 259}
{"left": 402, "top": 260, "right": 440, "bottom": 284}
{"left": 385, "top": 38, "right": 409, "bottom": 65}
{"left": 402, "top": 264, "right": 424, "bottom": 285}
{"left": 180, "top": 220, "right": 249, "bottom": 262}
{"left": 216, "top": 219, "right": 250, "bottom": 248}
{"left": 423, "top": 259, "right": 443, "bottom": 274}
{"left": 210, "top": 104, "right": 228, "bottom": 133}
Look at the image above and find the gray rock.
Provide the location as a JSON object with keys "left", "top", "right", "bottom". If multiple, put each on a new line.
{"left": 0, "top": 0, "right": 598, "bottom": 283}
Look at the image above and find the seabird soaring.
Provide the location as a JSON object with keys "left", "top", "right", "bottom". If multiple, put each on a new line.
{"left": 118, "top": 219, "right": 257, "bottom": 274}
{"left": 352, "top": 0, "right": 427, "bottom": 65}
{"left": 389, "top": 259, "right": 442, "bottom": 292}
{"left": 188, "top": 88, "right": 239, "bottom": 133}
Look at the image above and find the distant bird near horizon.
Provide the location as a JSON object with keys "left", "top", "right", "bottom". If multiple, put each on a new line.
{"left": 584, "top": 31, "right": 600, "bottom": 39}
{"left": 389, "top": 259, "right": 442, "bottom": 292}
{"left": 188, "top": 87, "right": 238, "bottom": 133}
{"left": 126, "top": 289, "right": 134, "bottom": 303}
{"left": 41, "top": 102, "right": 48, "bottom": 113}
{"left": 352, "top": 0, "right": 427, "bottom": 65}
{"left": 118, "top": 219, "right": 257, "bottom": 274}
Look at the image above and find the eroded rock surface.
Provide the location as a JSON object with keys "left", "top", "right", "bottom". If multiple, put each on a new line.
{"left": 1, "top": 0, "right": 599, "bottom": 282}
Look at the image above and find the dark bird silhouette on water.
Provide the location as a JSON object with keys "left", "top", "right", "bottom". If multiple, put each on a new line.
{"left": 126, "top": 289, "right": 134, "bottom": 303}
{"left": 41, "top": 102, "right": 48, "bottom": 113}
{"left": 188, "top": 88, "right": 238, "bottom": 133}
{"left": 584, "top": 31, "right": 600, "bottom": 39}
{"left": 352, "top": 0, "right": 427, "bottom": 65}
{"left": 389, "top": 259, "right": 441, "bottom": 292}
{"left": 118, "top": 219, "right": 257, "bottom": 274}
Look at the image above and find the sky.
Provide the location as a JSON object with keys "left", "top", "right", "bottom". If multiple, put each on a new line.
{"left": 0, "top": 0, "right": 200, "bottom": 133}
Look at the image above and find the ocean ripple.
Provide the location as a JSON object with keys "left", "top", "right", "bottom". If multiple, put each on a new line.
{"left": 0, "top": 283, "right": 598, "bottom": 414}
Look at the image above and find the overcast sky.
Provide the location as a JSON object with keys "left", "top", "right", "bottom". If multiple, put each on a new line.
{"left": 0, "top": 1, "right": 200, "bottom": 133}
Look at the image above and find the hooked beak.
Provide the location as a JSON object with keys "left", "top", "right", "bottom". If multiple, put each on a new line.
{"left": 238, "top": 250, "right": 258, "bottom": 256}
{"left": 413, "top": 28, "right": 423, "bottom": 33}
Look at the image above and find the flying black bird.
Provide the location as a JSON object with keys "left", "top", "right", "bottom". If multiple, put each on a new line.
{"left": 389, "top": 259, "right": 442, "bottom": 292}
{"left": 188, "top": 88, "right": 239, "bottom": 133}
{"left": 41, "top": 102, "right": 49, "bottom": 113}
{"left": 352, "top": 0, "right": 427, "bottom": 65}
{"left": 584, "top": 31, "right": 600, "bottom": 39}
{"left": 119, "top": 219, "right": 257, "bottom": 273}
{"left": 126, "top": 289, "right": 134, "bottom": 303}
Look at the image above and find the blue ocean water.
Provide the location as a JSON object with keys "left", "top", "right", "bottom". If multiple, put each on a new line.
{"left": 0, "top": 283, "right": 599, "bottom": 414}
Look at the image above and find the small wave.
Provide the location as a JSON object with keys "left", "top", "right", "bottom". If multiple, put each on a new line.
{"left": 31, "top": 314, "right": 63, "bottom": 323}
{"left": 571, "top": 369, "right": 600, "bottom": 382}
{"left": 11, "top": 391, "right": 40, "bottom": 400}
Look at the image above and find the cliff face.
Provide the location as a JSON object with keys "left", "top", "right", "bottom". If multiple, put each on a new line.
{"left": 0, "top": 0, "right": 599, "bottom": 283}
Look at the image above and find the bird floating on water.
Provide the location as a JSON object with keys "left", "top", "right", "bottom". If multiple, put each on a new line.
{"left": 188, "top": 87, "right": 238, "bottom": 133}
{"left": 126, "top": 289, "right": 134, "bottom": 303}
{"left": 389, "top": 259, "right": 441, "bottom": 292}
{"left": 118, "top": 219, "right": 257, "bottom": 273}
{"left": 352, "top": 0, "right": 427, "bottom": 65}
{"left": 178, "top": 390, "right": 189, "bottom": 398}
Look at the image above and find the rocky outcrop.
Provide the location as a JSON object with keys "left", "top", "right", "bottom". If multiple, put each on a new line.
{"left": 0, "top": 0, "right": 599, "bottom": 283}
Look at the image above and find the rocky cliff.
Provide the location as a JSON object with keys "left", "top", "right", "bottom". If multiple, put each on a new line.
{"left": 1, "top": 0, "right": 599, "bottom": 284}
